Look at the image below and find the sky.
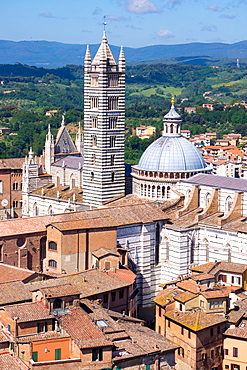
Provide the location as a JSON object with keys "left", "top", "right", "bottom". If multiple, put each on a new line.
{"left": 1, "top": 0, "right": 247, "bottom": 48}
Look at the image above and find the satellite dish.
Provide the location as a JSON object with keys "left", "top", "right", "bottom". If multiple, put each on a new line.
{"left": 1, "top": 199, "right": 8, "bottom": 207}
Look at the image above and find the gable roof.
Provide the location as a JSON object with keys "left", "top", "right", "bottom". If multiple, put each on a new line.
{"left": 181, "top": 173, "right": 247, "bottom": 192}
{"left": 0, "top": 203, "right": 167, "bottom": 237}
{"left": 59, "top": 307, "right": 111, "bottom": 348}
{"left": 0, "top": 264, "right": 39, "bottom": 284}
{"left": 0, "top": 281, "right": 32, "bottom": 305}
{"left": 3, "top": 302, "right": 53, "bottom": 322}
{"left": 55, "top": 125, "right": 76, "bottom": 155}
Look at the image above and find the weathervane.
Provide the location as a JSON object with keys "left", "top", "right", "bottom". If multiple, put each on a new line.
{"left": 103, "top": 15, "right": 107, "bottom": 31}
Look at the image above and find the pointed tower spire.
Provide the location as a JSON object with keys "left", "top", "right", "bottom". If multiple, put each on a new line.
{"left": 118, "top": 45, "right": 125, "bottom": 72}
{"left": 45, "top": 124, "right": 54, "bottom": 174}
{"left": 92, "top": 31, "right": 117, "bottom": 67}
{"left": 28, "top": 147, "right": 34, "bottom": 162}
{"left": 75, "top": 122, "right": 84, "bottom": 155}
{"left": 61, "top": 113, "right": 65, "bottom": 127}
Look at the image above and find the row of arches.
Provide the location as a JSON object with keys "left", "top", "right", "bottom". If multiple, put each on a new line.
{"left": 133, "top": 169, "right": 208, "bottom": 181}
{"left": 33, "top": 203, "right": 53, "bottom": 216}
{"left": 140, "top": 183, "right": 171, "bottom": 199}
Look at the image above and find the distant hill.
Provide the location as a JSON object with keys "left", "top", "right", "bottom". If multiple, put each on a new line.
{"left": 1, "top": 40, "right": 247, "bottom": 67}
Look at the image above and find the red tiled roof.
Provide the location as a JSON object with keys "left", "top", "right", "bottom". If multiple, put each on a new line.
{"left": 0, "top": 203, "right": 167, "bottom": 237}
{"left": 0, "top": 354, "right": 27, "bottom": 369}
{"left": 0, "top": 264, "right": 38, "bottom": 284}
{"left": 3, "top": 302, "right": 53, "bottom": 322}
{"left": 107, "top": 268, "right": 136, "bottom": 285}
{"left": 164, "top": 309, "right": 226, "bottom": 331}
{"left": 39, "top": 284, "right": 81, "bottom": 298}
{"left": 59, "top": 307, "right": 111, "bottom": 348}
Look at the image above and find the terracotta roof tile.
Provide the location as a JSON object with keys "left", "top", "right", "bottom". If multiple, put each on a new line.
{"left": 91, "top": 248, "right": 120, "bottom": 259}
{"left": 16, "top": 331, "right": 70, "bottom": 343}
{"left": 0, "top": 281, "right": 32, "bottom": 305}
{"left": 3, "top": 302, "right": 53, "bottom": 322}
{"left": 191, "top": 261, "right": 247, "bottom": 275}
{"left": 0, "top": 158, "right": 25, "bottom": 169}
{"left": 176, "top": 279, "right": 207, "bottom": 294}
{"left": 59, "top": 307, "right": 111, "bottom": 348}
{"left": 164, "top": 309, "right": 226, "bottom": 331}
{"left": 107, "top": 268, "right": 136, "bottom": 285}
{"left": 27, "top": 269, "right": 134, "bottom": 298}
{"left": 0, "top": 264, "right": 38, "bottom": 284}
{"left": 175, "top": 291, "right": 198, "bottom": 303}
{"left": 153, "top": 287, "right": 183, "bottom": 306}
{"left": 190, "top": 273, "right": 215, "bottom": 281}
{"left": 39, "top": 284, "right": 81, "bottom": 298}
{"left": 226, "top": 309, "right": 245, "bottom": 324}
{"left": 0, "top": 330, "right": 10, "bottom": 342}
{"left": 0, "top": 354, "right": 27, "bottom": 369}
{"left": 224, "top": 320, "right": 247, "bottom": 339}
{"left": 0, "top": 203, "right": 167, "bottom": 237}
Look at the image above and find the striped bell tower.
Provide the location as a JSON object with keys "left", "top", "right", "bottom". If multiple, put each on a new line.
{"left": 83, "top": 32, "right": 125, "bottom": 207}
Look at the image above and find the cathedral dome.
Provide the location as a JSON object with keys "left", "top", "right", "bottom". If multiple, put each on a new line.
{"left": 131, "top": 101, "right": 212, "bottom": 201}
{"left": 136, "top": 135, "right": 208, "bottom": 173}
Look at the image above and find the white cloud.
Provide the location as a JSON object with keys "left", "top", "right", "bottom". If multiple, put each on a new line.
{"left": 107, "top": 15, "right": 129, "bottom": 21}
{"left": 39, "top": 12, "right": 56, "bottom": 18}
{"left": 156, "top": 29, "right": 175, "bottom": 38}
{"left": 201, "top": 24, "right": 217, "bottom": 32}
{"left": 126, "top": 0, "right": 158, "bottom": 14}
{"left": 207, "top": 4, "right": 224, "bottom": 11}
{"left": 220, "top": 13, "right": 236, "bottom": 19}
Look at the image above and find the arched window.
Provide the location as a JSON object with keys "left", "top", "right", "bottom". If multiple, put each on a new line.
{"left": 162, "top": 186, "right": 165, "bottom": 198}
{"left": 70, "top": 176, "right": 76, "bottom": 189}
{"left": 92, "top": 135, "right": 97, "bottom": 147}
{"left": 33, "top": 203, "right": 39, "bottom": 216}
{"left": 141, "top": 184, "right": 143, "bottom": 196}
{"left": 148, "top": 185, "right": 151, "bottom": 198}
{"left": 225, "top": 196, "right": 233, "bottom": 213}
{"left": 152, "top": 185, "right": 155, "bottom": 198}
{"left": 167, "top": 186, "right": 171, "bottom": 199}
{"left": 202, "top": 238, "right": 209, "bottom": 262}
{"left": 111, "top": 172, "right": 115, "bottom": 182}
{"left": 13, "top": 182, "right": 18, "bottom": 191}
{"left": 48, "top": 206, "right": 53, "bottom": 215}
{"left": 48, "top": 241, "right": 57, "bottom": 251}
{"left": 205, "top": 192, "right": 211, "bottom": 207}
{"left": 144, "top": 184, "right": 147, "bottom": 197}
{"left": 48, "top": 259, "right": 57, "bottom": 268}
{"left": 157, "top": 186, "right": 161, "bottom": 198}
{"left": 53, "top": 298, "right": 62, "bottom": 309}
{"left": 91, "top": 172, "right": 95, "bottom": 182}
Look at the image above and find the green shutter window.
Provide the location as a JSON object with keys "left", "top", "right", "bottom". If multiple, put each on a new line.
{"left": 146, "top": 365, "right": 150, "bottom": 370}
{"left": 55, "top": 348, "right": 61, "bottom": 360}
{"left": 32, "top": 351, "right": 38, "bottom": 362}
